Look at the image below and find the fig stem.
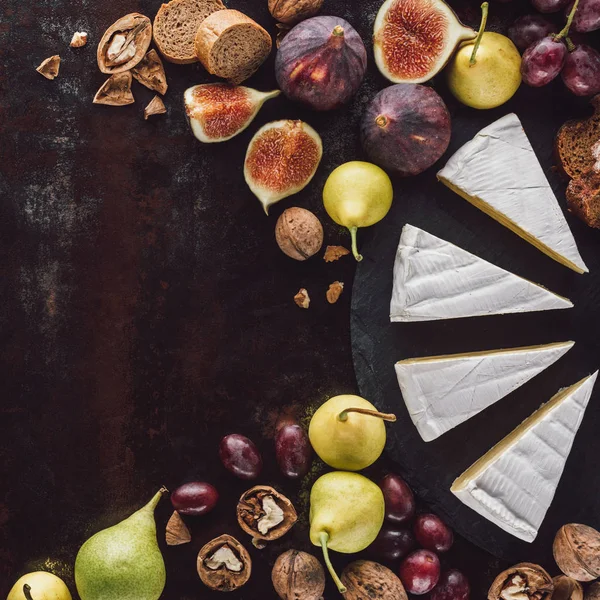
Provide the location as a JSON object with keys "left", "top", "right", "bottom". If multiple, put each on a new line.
{"left": 556, "top": 0, "right": 579, "bottom": 41}
{"left": 23, "top": 584, "right": 34, "bottom": 600}
{"left": 349, "top": 227, "right": 363, "bottom": 262}
{"left": 470, "top": 2, "right": 489, "bottom": 65}
{"left": 319, "top": 532, "right": 347, "bottom": 594}
{"left": 332, "top": 25, "right": 344, "bottom": 37}
{"left": 376, "top": 115, "right": 388, "bottom": 128}
{"left": 338, "top": 407, "right": 397, "bottom": 422}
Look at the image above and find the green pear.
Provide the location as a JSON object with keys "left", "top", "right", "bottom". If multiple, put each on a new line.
{"left": 75, "top": 488, "right": 167, "bottom": 600}
{"left": 308, "top": 395, "right": 396, "bottom": 471}
{"left": 309, "top": 472, "right": 385, "bottom": 593}
{"left": 7, "top": 572, "right": 72, "bottom": 600}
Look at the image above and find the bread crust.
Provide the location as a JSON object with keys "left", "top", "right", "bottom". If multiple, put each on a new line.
{"left": 194, "top": 9, "right": 272, "bottom": 84}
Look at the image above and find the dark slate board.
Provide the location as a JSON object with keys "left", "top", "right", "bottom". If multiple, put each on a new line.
{"left": 351, "top": 84, "right": 600, "bottom": 564}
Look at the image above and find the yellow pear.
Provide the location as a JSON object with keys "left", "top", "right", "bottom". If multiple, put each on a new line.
{"left": 308, "top": 395, "right": 396, "bottom": 471}
{"left": 446, "top": 3, "right": 521, "bottom": 109}
{"left": 7, "top": 572, "right": 72, "bottom": 600}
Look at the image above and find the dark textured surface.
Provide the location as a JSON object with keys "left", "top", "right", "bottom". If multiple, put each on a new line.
{"left": 1, "top": 0, "right": 595, "bottom": 597}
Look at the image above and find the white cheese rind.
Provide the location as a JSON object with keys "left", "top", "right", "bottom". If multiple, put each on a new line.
{"left": 390, "top": 225, "right": 573, "bottom": 322}
{"left": 396, "top": 342, "right": 575, "bottom": 442}
{"left": 437, "top": 113, "right": 588, "bottom": 274}
{"left": 452, "top": 372, "right": 598, "bottom": 542}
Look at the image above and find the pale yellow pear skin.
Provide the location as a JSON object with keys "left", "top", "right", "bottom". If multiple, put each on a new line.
{"left": 309, "top": 395, "right": 387, "bottom": 471}
{"left": 7, "top": 572, "right": 72, "bottom": 600}
{"left": 446, "top": 32, "right": 521, "bottom": 109}
{"left": 309, "top": 471, "right": 385, "bottom": 553}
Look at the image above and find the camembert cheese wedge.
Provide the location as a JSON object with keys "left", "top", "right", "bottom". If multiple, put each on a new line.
{"left": 451, "top": 371, "right": 598, "bottom": 542}
{"left": 390, "top": 225, "right": 573, "bottom": 322}
{"left": 396, "top": 342, "right": 575, "bottom": 442}
{"left": 437, "top": 114, "right": 588, "bottom": 274}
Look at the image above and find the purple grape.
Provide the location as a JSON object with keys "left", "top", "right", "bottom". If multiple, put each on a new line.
{"left": 571, "top": 0, "right": 600, "bottom": 32}
{"left": 219, "top": 434, "right": 263, "bottom": 480}
{"left": 521, "top": 36, "right": 567, "bottom": 86}
{"left": 368, "top": 526, "right": 416, "bottom": 562}
{"left": 508, "top": 15, "right": 557, "bottom": 51}
{"left": 399, "top": 550, "right": 440, "bottom": 595}
{"left": 413, "top": 513, "right": 454, "bottom": 553}
{"left": 562, "top": 45, "right": 600, "bottom": 95}
{"left": 171, "top": 482, "right": 219, "bottom": 516}
{"left": 275, "top": 424, "right": 312, "bottom": 479}
{"left": 429, "top": 569, "right": 471, "bottom": 600}
{"left": 532, "top": 0, "right": 570, "bottom": 12}
{"left": 380, "top": 474, "right": 416, "bottom": 525}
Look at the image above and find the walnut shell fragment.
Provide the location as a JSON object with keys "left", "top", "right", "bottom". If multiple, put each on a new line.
{"left": 488, "top": 563, "right": 553, "bottom": 600}
{"left": 268, "top": 0, "right": 324, "bottom": 25}
{"left": 131, "top": 49, "right": 168, "bottom": 95}
{"left": 166, "top": 511, "right": 191, "bottom": 545}
{"left": 294, "top": 288, "right": 310, "bottom": 309}
{"left": 237, "top": 485, "right": 297, "bottom": 542}
{"left": 552, "top": 576, "right": 583, "bottom": 600}
{"left": 272, "top": 550, "right": 325, "bottom": 600}
{"left": 97, "top": 13, "right": 152, "bottom": 74}
{"left": 70, "top": 32, "right": 88, "bottom": 47}
{"left": 275, "top": 207, "right": 323, "bottom": 261}
{"left": 93, "top": 72, "right": 135, "bottom": 106}
{"left": 324, "top": 245, "right": 350, "bottom": 262}
{"left": 586, "top": 582, "right": 600, "bottom": 599}
{"left": 326, "top": 281, "right": 344, "bottom": 304}
{"left": 144, "top": 95, "right": 166, "bottom": 120}
{"left": 36, "top": 55, "right": 60, "bottom": 80}
{"left": 197, "top": 534, "right": 251, "bottom": 592}
{"left": 554, "top": 524, "right": 600, "bottom": 582}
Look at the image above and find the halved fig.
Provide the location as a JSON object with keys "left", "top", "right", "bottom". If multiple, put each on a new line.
{"left": 244, "top": 120, "right": 323, "bottom": 214}
{"left": 373, "top": 0, "right": 475, "bottom": 83}
{"left": 184, "top": 84, "right": 280, "bottom": 143}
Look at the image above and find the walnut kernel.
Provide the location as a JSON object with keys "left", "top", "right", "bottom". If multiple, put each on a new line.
{"left": 70, "top": 32, "right": 88, "bottom": 47}
{"left": 294, "top": 288, "right": 310, "bottom": 309}
{"left": 324, "top": 245, "right": 350, "bottom": 262}
{"left": 326, "top": 281, "right": 344, "bottom": 304}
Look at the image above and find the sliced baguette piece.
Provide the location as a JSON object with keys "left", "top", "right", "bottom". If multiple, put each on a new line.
{"left": 194, "top": 9, "right": 272, "bottom": 84}
{"left": 153, "top": 0, "right": 225, "bottom": 64}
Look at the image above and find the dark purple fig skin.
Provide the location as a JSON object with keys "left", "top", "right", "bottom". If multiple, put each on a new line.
{"left": 219, "top": 434, "right": 263, "bottom": 480}
{"left": 360, "top": 84, "right": 451, "bottom": 177}
{"left": 570, "top": 0, "right": 600, "bottom": 32}
{"left": 562, "top": 45, "right": 600, "bottom": 96}
{"left": 508, "top": 15, "right": 556, "bottom": 52}
{"left": 275, "top": 424, "right": 312, "bottom": 479}
{"left": 275, "top": 16, "right": 367, "bottom": 111}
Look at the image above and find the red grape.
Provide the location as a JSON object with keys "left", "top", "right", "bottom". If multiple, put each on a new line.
{"left": 532, "top": 0, "right": 570, "bottom": 12}
{"left": 368, "top": 526, "right": 416, "bottom": 562}
{"left": 399, "top": 550, "right": 440, "bottom": 595}
{"left": 414, "top": 513, "right": 454, "bottom": 553}
{"left": 171, "top": 482, "right": 219, "bottom": 516}
{"left": 508, "top": 15, "right": 557, "bottom": 51}
{"left": 571, "top": 0, "right": 600, "bottom": 32}
{"left": 562, "top": 45, "right": 600, "bottom": 95}
{"left": 429, "top": 569, "right": 471, "bottom": 600}
{"left": 219, "top": 434, "right": 263, "bottom": 479}
{"left": 380, "top": 474, "right": 416, "bottom": 525}
{"left": 275, "top": 424, "right": 312, "bottom": 479}
{"left": 521, "top": 36, "right": 567, "bottom": 86}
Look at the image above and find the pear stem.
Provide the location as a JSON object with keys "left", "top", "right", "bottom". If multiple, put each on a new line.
{"left": 555, "top": 0, "right": 579, "bottom": 41}
{"left": 23, "top": 584, "right": 34, "bottom": 600}
{"left": 319, "top": 532, "right": 347, "bottom": 594}
{"left": 146, "top": 487, "right": 168, "bottom": 511}
{"left": 349, "top": 227, "right": 363, "bottom": 262}
{"left": 338, "top": 407, "right": 397, "bottom": 422}
{"left": 470, "top": 2, "right": 489, "bottom": 65}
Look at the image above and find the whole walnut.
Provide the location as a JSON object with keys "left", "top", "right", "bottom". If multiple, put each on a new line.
{"left": 268, "top": 0, "right": 324, "bottom": 25}
{"left": 275, "top": 207, "right": 323, "bottom": 261}
{"left": 554, "top": 524, "right": 600, "bottom": 582}
{"left": 586, "top": 582, "right": 600, "bottom": 599}
{"left": 341, "top": 560, "right": 408, "bottom": 600}
{"left": 271, "top": 549, "right": 325, "bottom": 600}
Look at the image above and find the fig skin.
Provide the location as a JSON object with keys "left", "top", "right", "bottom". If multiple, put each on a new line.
{"left": 275, "top": 15, "right": 367, "bottom": 111}
{"left": 360, "top": 84, "right": 451, "bottom": 177}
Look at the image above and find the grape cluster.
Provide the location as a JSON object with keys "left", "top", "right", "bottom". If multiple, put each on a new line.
{"left": 508, "top": 0, "right": 600, "bottom": 95}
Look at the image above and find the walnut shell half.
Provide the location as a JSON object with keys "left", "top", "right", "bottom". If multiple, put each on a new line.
{"left": 554, "top": 524, "right": 600, "bottom": 582}
{"left": 488, "top": 563, "right": 553, "bottom": 600}
{"left": 97, "top": 13, "right": 152, "bottom": 74}
{"left": 237, "top": 485, "right": 297, "bottom": 542}
{"left": 197, "top": 534, "right": 251, "bottom": 592}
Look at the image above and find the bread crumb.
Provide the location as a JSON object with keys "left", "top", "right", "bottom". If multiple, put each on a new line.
{"left": 144, "top": 95, "right": 167, "bottom": 120}
{"left": 294, "top": 288, "right": 310, "bottom": 309}
{"left": 70, "top": 31, "right": 88, "bottom": 47}
{"left": 326, "top": 281, "right": 344, "bottom": 304}
{"left": 323, "top": 245, "right": 350, "bottom": 262}
{"left": 36, "top": 55, "right": 60, "bottom": 80}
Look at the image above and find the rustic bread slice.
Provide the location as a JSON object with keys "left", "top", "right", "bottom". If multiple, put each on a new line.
{"left": 153, "top": 0, "right": 225, "bottom": 64}
{"left": 194, "top": 9, "right": 272, "bottom": 84}
{"left": 555, "top": 95, "right": 600, "bottom": 178}
{"left": 567, "top": 169, "right": 600, "bottom": 228}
